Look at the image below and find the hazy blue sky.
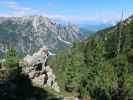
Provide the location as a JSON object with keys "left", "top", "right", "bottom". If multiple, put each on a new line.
{"left": 0, "top": 0, "right": 133, "bottom": 24}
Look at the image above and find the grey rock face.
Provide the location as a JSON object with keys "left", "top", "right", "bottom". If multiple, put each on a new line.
{"left": 0, "top": 16, "right": 82, "bottom": 55}
{"left": 22, "top": 47, "right": 60, "bottom": 92}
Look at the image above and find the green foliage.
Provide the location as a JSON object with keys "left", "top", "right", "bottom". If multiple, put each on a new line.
{"left": 5, "top": 48, "right": 19, "bottom": 69}
{"left": 49, "top": 19, "right": 133, "bottom": 100}
{"left": 0, "top": 48, "right": 20, "bottom": 80}
{"left": 1, "top": 48, "right": 20, "bottom": 79}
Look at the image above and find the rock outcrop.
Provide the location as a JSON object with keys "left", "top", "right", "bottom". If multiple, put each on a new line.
{"left": 21, "top": 47, "right": 60, "bottom": 92}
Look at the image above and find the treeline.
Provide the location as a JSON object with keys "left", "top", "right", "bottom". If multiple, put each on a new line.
{"left": 49, "top": 19, "right": 133, "bottom": 100}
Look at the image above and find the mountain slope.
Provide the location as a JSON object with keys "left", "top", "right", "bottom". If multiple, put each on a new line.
{"left": 0, "top": 16, "right": 82, "bottom": 56}
{"left": 79, "top": 23, "right": 112, "bottom": 32}
{"left": 49, "top": 15, "right": 133, "bottom": 99}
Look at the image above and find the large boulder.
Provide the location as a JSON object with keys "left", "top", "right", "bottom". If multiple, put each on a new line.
{"left": 22, "top": 47, "right": 60, "bottom": 92}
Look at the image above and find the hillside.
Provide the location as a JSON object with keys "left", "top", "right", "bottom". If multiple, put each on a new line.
{"left": 0, "top": 16, "right": 82, "bottom": 56}
{"left": 48, "top": 15, "right": 133, "bottom": 100}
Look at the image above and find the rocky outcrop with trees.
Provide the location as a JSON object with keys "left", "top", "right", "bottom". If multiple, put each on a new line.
{"left": 21, "top": 47, "right": 60, "bottom": 92}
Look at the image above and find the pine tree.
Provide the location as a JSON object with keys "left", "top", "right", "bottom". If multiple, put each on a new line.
{"left": 5, "top": 48, "right": 20, "bottom": 77}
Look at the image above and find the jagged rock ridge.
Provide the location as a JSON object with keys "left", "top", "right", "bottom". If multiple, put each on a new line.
{"left": 0, "top": 16, "right": 82, "bottom": 55}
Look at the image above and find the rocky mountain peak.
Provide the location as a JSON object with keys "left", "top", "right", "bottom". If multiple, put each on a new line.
{"left": 0, "top": 15, "right": 82, "bottom": 56}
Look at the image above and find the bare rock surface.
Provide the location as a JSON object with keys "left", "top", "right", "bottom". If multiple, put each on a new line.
{"left": 22, "top": 47, "right": 60, "bottom": 92}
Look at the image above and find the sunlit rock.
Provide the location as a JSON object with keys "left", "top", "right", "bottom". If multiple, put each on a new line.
{"left": 22, "top": 47, "right": 60, "bottom": 92}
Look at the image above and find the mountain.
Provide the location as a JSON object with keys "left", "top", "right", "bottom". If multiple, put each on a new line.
{"left": 0, "top": 16, "right": 82, "bottom": 56}
{"left": 48, "top": 15, "right": 133, "bottom": 99}
{"left": 78, "top": 23, "right": 113, "bottom": 32}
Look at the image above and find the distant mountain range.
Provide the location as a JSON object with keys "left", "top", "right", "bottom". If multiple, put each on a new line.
{"left": 78, "top": 23, "right": 113, "bottom": 32}
{"left": 0, "top": 15, "right": 114, "bottom": 57}
{"left": 51, "top": 18, "right": 113, "bottom": 32}
{"left": 0, "top": 16, "right": 82, "bottom": 56}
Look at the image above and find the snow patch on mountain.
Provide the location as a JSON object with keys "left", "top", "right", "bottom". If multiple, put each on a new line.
{"left": 58, "top": 36, "right": 72, "bottom": 45}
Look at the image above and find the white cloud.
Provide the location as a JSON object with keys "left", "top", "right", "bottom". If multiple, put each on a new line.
{"left": 0, "top": 1, "right": 132, "bottom": 24}
{"left": 43, "top": 13, "right": 68, "bottom": 20}
{"left": 0, "top": 1, "right": 17, "bottom": 7}
{"left": 43, "top": 13, "right": 120, "bottom": 25}
{"left": 0, "top": 1, "right": 38, "bottom": 16}
{"left": 0, "top": 13, "right": 11, "bottom": 17}
{"left": 59, "top": 11, "right": 133, "bottom": 25}
{"left": 0, "top": 1, "right": 31, "bottom": 11}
